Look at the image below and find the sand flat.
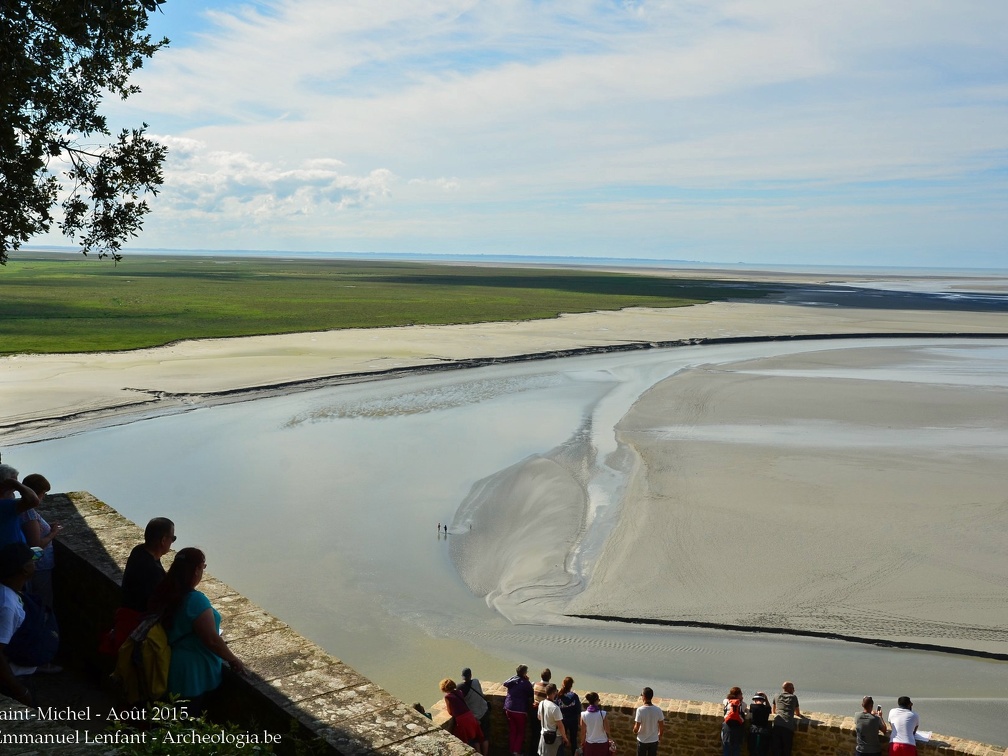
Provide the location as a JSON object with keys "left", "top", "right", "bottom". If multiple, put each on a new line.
{"left": 565, "top": 343, "right": 1008, "bottom": 654}
{"left": 3, "top": 300, "right": 1008, "bottom": 435}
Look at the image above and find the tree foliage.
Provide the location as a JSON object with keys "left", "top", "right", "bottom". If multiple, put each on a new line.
{"left": 0, "top": 0, "right": 169, "bottom": 264}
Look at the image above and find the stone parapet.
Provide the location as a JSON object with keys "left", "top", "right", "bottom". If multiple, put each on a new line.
{"left": 1, "top": 492, "right": 470, "bottom": 755}
{"left": 432, "top": 685, "right": 1006, "bottom": 756}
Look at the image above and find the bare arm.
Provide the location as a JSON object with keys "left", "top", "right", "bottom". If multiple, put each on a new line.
{"left": 658, "top": 719, "right": 664, "bottom": 738}
{"left": 38, "top": 523, "right": 61, "bottom": 549}
{"left": 1, "top": 482, "right": 39, "bottom": 514}
{"left": 21, "top": 518, "right": 42, "bottom": 548}
{"left": 633, "top": 720, "right": 641, "bottom": 735}
{"left": 192, "top": 607, "right": 246, "bottom": 675}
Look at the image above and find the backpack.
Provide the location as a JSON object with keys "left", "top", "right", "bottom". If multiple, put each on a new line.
{"left": 725, "top": 698, "right": 744, "bottom": 724}
{"left": 7, "top": 592, "right": 59, "bottom": 667}
{"left": 111, "top": 613, "right": 171, "bottom": 704}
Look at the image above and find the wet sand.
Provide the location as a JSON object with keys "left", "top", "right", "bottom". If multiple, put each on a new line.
{"left": 565, "top": 344, "right": 1008, "bottom": 656}
{"left": 3, "top": 298, "right": 1008, "bottom": 440}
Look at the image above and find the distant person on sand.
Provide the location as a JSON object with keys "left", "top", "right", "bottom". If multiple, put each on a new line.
{"left": 460, "top": 667, "right": 491, "bottom": 751}
{"left": 441, "top": 677, "right": 488, "bottom": 755}
{"left": 557, "top": 676, "right": 582, "bottom": 756}
{"left": 855, "top": 696, "right": 888, "bottom": 756}
{"left": 634, "top": 686, "right": 665, "bottom": 756}
{"left": 537, "top": 682, "right": 569, "bottom": 756}
{"left": 580, "top": 691, "right": 612, "bottom": 756}
{"left": 747, "top": 691, "right": 772, "bottom": 756}
{"left": 887, "top": 697, "right": 919, "bottom": 756}
{"left": 771, "top": 681, "right": 802, "bottom": 756}
{"left": 19, "top": 474, "right": 60, "bottom": 609}
{"left": 0, "top": 466, "right": 41, "bottom": 549}
{"left": 503, "top": 664, "right": 535, "bottom": 756}
{"left": 722, "top": 685, "right": 747, "bottom": 756}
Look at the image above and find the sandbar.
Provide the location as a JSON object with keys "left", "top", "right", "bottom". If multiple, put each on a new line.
{"left": 3, "top": 297, "right": 1007, "bottom": 442}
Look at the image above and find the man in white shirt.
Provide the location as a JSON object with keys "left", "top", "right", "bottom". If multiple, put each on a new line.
{"left": 537, "top": 683, "right": 569, "bottom": 756}
{"left": 887, "top": 697, "right": 920, "bottom": 756}
{"left": 634, "top": 686, "right": 665, "bottom": 756}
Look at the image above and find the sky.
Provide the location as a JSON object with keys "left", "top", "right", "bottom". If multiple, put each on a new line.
{"left": 48, "top": 0, "right": 1008, "bottom": 267}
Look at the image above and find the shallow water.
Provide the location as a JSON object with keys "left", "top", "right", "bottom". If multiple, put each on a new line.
{"left": 9, "top": 338, "right": 1008, "bottom": 746}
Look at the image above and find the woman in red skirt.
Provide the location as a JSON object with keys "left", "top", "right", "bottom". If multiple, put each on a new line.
{"left": 441, "top": 678, "right": 488, "bottom": 755}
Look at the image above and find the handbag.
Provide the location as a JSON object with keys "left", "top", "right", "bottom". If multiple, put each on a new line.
{"left": 543, "top": 729, "right": 558, "bottom": 745}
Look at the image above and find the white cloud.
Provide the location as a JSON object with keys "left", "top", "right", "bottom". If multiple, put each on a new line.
{"left": 98, "top": 0, "right": 1008, "bottom": 265}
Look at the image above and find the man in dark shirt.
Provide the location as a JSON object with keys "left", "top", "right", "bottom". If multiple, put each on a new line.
{"left": 121, "top": 517, "right": 175, "bottom": 612}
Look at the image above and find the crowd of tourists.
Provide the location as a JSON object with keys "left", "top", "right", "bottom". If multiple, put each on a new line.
{"left": 720, "top": 683, "right": 921, "bottom": 756}
{"left": 440, "top": 667, "right": 924, "bottom": 756}
{"left": 439, "top": 664, "right": 664, "bottom": 756}
{"left": 0, "top": 460, "right": 245, "bottom": 713}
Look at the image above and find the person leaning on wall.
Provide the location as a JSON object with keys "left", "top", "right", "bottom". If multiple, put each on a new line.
{"left": 855, "top": 695, "right": 888, "bottom": 756}
{"left": 771, "top": 681, "right": 803, "bottom": 756}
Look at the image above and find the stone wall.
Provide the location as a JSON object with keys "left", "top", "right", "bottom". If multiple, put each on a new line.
{"left": 18, "top": 492, "right": 472, "bottom": 755}
{"left": 432, "top": 685, "right": 1006, "bottom": 756}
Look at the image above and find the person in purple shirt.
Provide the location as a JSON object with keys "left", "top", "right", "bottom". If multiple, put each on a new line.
{"left": 503, "top": 663, "right": 535, "bottom": 756}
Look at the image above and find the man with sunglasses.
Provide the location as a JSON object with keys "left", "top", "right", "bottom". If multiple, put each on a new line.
{"left": 122, "top": 517, "right": 176, "bottom": 613}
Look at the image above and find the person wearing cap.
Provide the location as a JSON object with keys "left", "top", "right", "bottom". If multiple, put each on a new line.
{"left": 0, "top": 465, "right": 41, "bottom": 549}
{"left": 771, "top": 681, "right": 803, "bottom": 756}
{"left": 887, "top": 697, "right": 919, "bottom": 756}
{"left": 0, "top": 542, "right": 39, "bottom": 706}
{"left": 855, "top": 696, "right": 888, "bottom": 756}
{"left": 459, "top": 667, "right": 491, "bottom": 755}
{"left": 747, "top": 691, "right": 772, "bottom": 756}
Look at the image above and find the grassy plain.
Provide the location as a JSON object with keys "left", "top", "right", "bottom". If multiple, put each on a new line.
{"left": 0, "top": 253, "right": 772, "bottom": 355}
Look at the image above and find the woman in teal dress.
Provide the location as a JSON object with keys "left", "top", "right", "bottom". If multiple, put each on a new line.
{"left": 150, "top": 547, "right": 246, "bottom": 707}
